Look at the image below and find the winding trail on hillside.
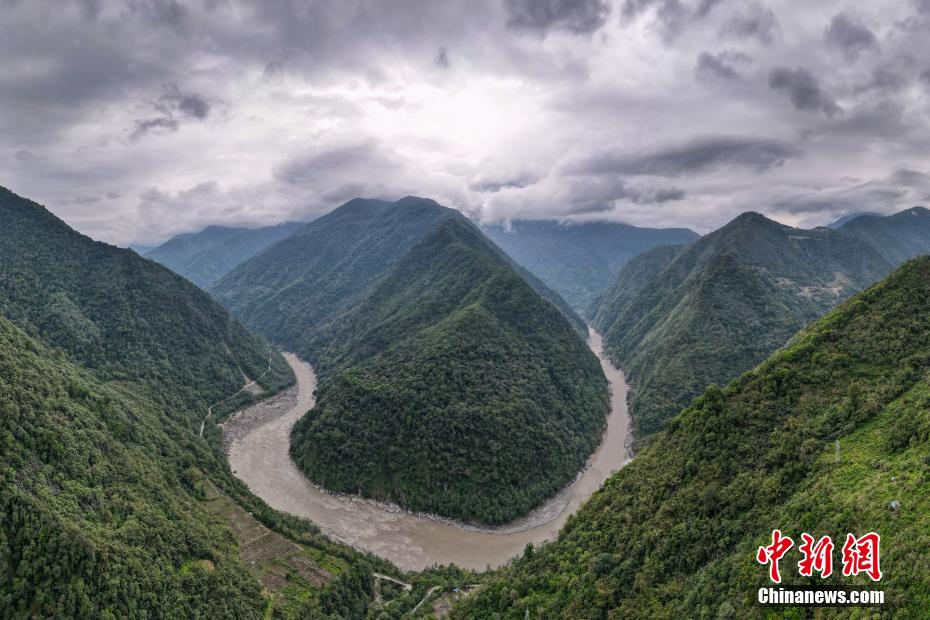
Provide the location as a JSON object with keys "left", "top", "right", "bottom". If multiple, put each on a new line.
{"left": 199, "top": 353, "right": 273, "bottom": 437}
{"left": 224, "top": 329, "right": 631, "bottom": 571}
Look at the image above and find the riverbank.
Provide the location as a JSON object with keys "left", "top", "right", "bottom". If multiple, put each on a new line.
{"left": 224, "top": 329, "right": 631, "bottom": 571}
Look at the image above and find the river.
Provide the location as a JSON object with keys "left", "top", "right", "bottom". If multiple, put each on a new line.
{"left": 225, "top": 328, "right": 631, "bottom": 572}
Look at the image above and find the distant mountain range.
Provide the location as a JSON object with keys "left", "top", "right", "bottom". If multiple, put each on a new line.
{"left": 592, "top": 211, "right": 892, "bottom": 437}
{"left": 483, "top": 220, "right": 698, "bottom": 317}
{"left": 214, "top": 197, "right": 609, "bottom": 524}
{"left": 144, "top": 221, "right": 305, "bottom": 289}
{"left": 459, "top": 256, "right": 930, "bottom": 618}
{"left": 836, "top": 206, "right": 930, "bottom": 265}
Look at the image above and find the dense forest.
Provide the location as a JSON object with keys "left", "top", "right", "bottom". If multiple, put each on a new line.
{"left": 216, "top": 197, "right": 606, "bottom": 524}
{"left": 290, "top": 216, "right": 609, "bottom": 524}
{"left": 456, "top": 256, "right": 930, "bottom": 618}
{"left": 592, "top": 211, "right": 892, "bottom": 437}
{"left": 484, "top": 219, "right": 698, "bottom": 317}
{"left": 0, "top": 187, "right": 293, "bottom": 423}
{"left": 0, "top": 188, "right": 416, "bottom": 617}
{"left": 145, "top": 221, "right": 304, "bottom": 289}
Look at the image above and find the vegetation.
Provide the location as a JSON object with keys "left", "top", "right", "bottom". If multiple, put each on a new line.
{"left": 216, "top": 196, "right": 607, "bottom": 524}
{"left": 290, "top": 216, "right": 609, "bottom": 524}
{"left": 145, "top": 221, "right": 304, "bottom": 289}
{"left": 593, "top": 211, "right": 892, "bottom": 437}
{"left": 0, "top": 187, "right": 293, "bottom": 424}
{"left": 483, "top": 219, "right": 698, "bottom": 317}
{"left": 837, "top": 206, "right": 930, "bottom": 266}
{"left": 455, "top": 256, "right": 930, "bottom": 618}
{"left": 0, "top": 187, "right": 416, "bottom": 617}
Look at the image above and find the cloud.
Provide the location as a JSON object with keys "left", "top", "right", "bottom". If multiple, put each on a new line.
{"left": 132, "top": 84, "right": 210, "bottom": 139}
{"left": 825, "top": 13, "right": 879, "bottom": 61}
{"left": 720, "top": 3, "right": 779, "bottom": 45}
{"left": 621, "top": 0, "right": 690, "bottom": 41}
{"left": 920, "top": 68, "right": 930, "bottom": 87}
{"left": 566, "top": 136, "right": 802, "bottom": 177}
{"left": 695, "top": 51, "right": 739, "bottom": 81}
{"left": 504, "top": 0, "right": 610, "bottom": 34}
{"left": 768, "top": 67, "right": 842, "bottom": 117}
{"left": 695, "top": 0, "right": 725, "bottom": 19}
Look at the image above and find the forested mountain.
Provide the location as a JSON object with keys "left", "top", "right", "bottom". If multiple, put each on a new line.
{"left": 482, "top": 220, "right": 698, "bottom": 317}
{"left": 825, "top": 211, "right": 881, "bottom": 229}
{"left": 145, "top": 221, "right": 304, "bottom": 289}
{"left": 837, "top": 206, "right": 930, "bottom": 266}
{"left": 0, "top": 187, "right": 292, "bottom": 419}
{"left": 592, "top": 212, "right": 892, "bottom": 437}
{"left": 456, "top": 257, "right": 930, "bottom": 618}
{"left": 215, "top": 197, "right": 608, "bottom": 524}
{"left": 0, "top": 187, "right": 411, "bottom": 617}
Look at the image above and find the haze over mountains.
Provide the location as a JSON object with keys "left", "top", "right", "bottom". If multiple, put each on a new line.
{"left": 215, "top": 197, "right": 609, "bottom": 523}
{"left": 458, "top": 257, "right": 930, "bottom": 617}
{"left": 144, "top": 221, "right": 305, "bottom": 289}
{"left": 483, "top": 220, "right": 698, "bottom": 316}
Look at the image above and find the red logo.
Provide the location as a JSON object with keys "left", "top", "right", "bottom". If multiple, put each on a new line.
{"left": 757, "top": 530, "right": 882, "bottom": 583}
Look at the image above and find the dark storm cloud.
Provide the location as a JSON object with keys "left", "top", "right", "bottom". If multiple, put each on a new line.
{"left": 720, "top": 3, "right": 779, "bottom": 45}
{"left": 825, "top": 13, "right": 879, "bottom": 61}
{"left": 566, "top": 136, "right": 801, "bottom": 177}
{"left": 504, "top": 0, "right": 610, "bottom": 34}
{"left": 695, "top": 51, "right": 739, "bottom": 81}
{"left": 920, "top": 68, "right": 930, "bottom": 87}
{"left": 768, "top": 67, "right": 842, "bottom": 117}
{"left": 132, "top": 84, "right": 211, "bottom": 139}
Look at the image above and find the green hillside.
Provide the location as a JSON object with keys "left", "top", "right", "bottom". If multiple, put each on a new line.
{"left": 837, "top": 206, "right": 930, "bottom": 266}
{"left": 0, "top": 187, "right": 293, "bottom": 422}
{"left": 483, "top": 220, "right": 698, "bottom": 317}
{"left": 216, "top": 197, "right": 606, "bottom": 524}
{"left": 456, "top": 256, "right": 930, "bottom": 618}
{"left": 593, "top": 212, "right": 892, "bottom": 437}
{"left": 145, "top": 221, "right": 304, "bottom": 289}
{"left": 290, "top": 217, "right": 609, "bottom": 524}
{"left": 0, "top": 188, "right": 418, "bottom": 617}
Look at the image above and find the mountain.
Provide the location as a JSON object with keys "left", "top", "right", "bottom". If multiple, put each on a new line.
{"left": 128, "top": 243, "right": 156, "bottom": 255}
{"left": 593, "top": 212, "right": 892, "bottom": 437}
{"left": 0, "top": 187, "right": 293, "bottom": 418}
{"left": 0, "top": 187, "right": 408, "bottom": 617}
{"left": 145, "top": 221, "right": 305, "bottom": 289}
{"left": 456, "top": 257, "right": 930, "bottom": 618}
{"left": 826, "top": 211, "right": 881, "bottom": 229}
{"left": 482, "top": 220, "right": 699, "bottom": 317}
{"left": 837, "top": 206, "right": 930, "bottom": 266}
{"left": 215, "top": 197, "right": 609, "bottom": 524}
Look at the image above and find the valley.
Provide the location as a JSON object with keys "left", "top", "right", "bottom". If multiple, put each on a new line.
{"left": 225, "top": 330, "right": 631, "bottom": 572}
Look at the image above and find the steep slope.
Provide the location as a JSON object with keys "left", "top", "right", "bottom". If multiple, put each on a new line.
{"left": 214, "top": 197, "right": 586, "bottom": 358}
{"left": 593, "top": 212, "right": 892, "bottom": 436}
{"left": 290, "top": 217, "right": 609, "bottom": 524}
{"left": 483, "top": 220, "right": 698, "bottom": 317}
{"left": 145, "top": 221, "right": 304, "bottom": 289}
{"left": 0, "top": 188, "right": 410, "bottom": 617}
{"left": 457, "top": 257, "right": 930, "bottom": 618}
{"left": 215, "top": 197, "right": 607, "bottom": 524}
{"left": 837, "top": 206, "right": 930, "bottom": 266}
{"left": 0, "top": 186, "right": 292, "bottom": 420}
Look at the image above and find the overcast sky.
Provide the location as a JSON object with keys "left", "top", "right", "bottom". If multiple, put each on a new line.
{"left": 3, "top": 0, "right": 930, "bottom": 245}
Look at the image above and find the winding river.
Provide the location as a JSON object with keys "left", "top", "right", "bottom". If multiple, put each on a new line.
{"left": 225, "top": 329, "right": 631, "bottom": 572}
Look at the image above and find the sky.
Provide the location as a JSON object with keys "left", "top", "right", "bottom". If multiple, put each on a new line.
{"left": 2, "top": 0, "right": 930, "bottom": 245}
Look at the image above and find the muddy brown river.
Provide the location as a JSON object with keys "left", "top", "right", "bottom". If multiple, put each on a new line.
{"left": 225, "top": 329, "right": 631, "bottom": 572}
